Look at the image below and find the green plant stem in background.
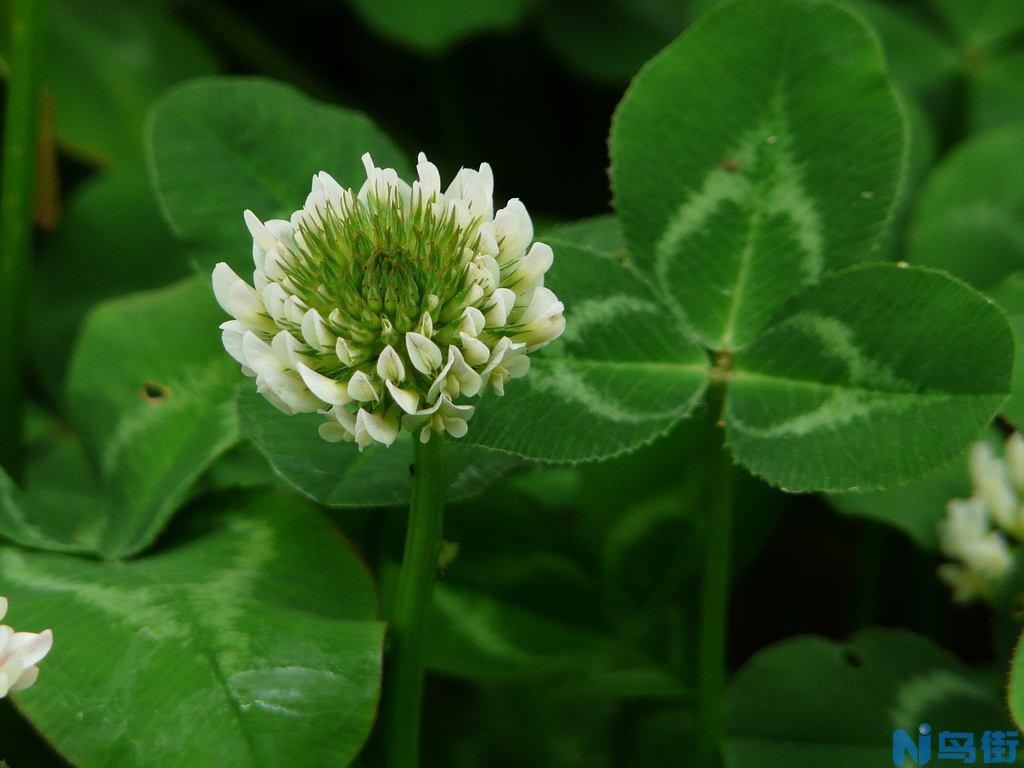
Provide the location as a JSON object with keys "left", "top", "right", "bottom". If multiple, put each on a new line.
{"left": 694, "top": 382, "right": 735, "bottom": 768}
{"left": 383, "top": 436, "right": 447, "bottom": 768}
{"left": 0, "top": 0, "right": 45, "bottom": 477}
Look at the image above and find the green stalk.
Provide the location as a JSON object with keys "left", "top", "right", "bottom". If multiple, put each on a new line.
{"left": 383, "top": 436, "right": 447, "bottom": 768}
{"left": 0, "top": 0, "right": 45, "bottom": 476}
{"left": 694, "top": 383, "right": 735, "bottom": 768}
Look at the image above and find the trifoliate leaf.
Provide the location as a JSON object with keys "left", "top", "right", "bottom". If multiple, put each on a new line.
{"left": 910, "top": 125, "right": 1024, "bottom": 292}
{"left": 466, "top": 223, "right": 710, "bottom": 463}
{"left": 726, "top": 629, "right": 1014, "bottom": 768}
{"left": 2, "top": 492, "right": 383, "bottom": 768}
{"left": 726, "top": 264, "right": 1014, "bottom": 492}
{"left": 147, "top": 77, "right": 409, "bottom": 273}
{"left": 65, "top": 278, "right": 240, "bottom": 558}
{"left": 44, "top": 0, "right": 216, "bottom": 167}
{"left": 611, "top": 0, "right": 908, "bottom": 351}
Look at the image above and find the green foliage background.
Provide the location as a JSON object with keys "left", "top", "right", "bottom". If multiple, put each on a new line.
{"left": 2, "top": 0, "right": 1024, "bottom": 765}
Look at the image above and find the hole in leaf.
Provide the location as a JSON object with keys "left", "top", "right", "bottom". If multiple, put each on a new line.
{"left": 842, "top": 649, "right": 864, "bottom": 668}
{"left": 141, "top": 380, "right": 171, "bottom": 403}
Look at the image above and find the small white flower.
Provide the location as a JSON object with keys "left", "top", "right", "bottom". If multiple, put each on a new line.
{"left": 0, "top": 597, "right": 53, "bottom": 698}
{"left": 939, "top": 497, "right": 990, "bottom": 559}
{"left": 961, "top": 532, "right": 1014, "bottom": 581}
{"left": 212, "top": 152, "right": 565, "bottom": 449}
{"left": 937, "top": 433, "right": 1024, "bottom": 603}
{"left": 969, "top": 442, "right": 1020, "bottom": 534}
{"left": 1007, "top": 432, "right": 1024, "bottom": 491}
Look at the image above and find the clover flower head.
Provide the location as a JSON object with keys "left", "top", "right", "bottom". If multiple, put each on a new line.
{"left": 212, "top": 152, "right": 565, "bottom": 449}
{"left": 937, "top": 434, "right": 1024, "bottom": 603}
{"left": 0, "top": 596, "right": 53, "bottom": 698}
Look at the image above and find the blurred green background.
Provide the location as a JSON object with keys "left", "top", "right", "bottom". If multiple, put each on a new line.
{"left": 2, "top": 0, "right": 1024, "bottom": 765}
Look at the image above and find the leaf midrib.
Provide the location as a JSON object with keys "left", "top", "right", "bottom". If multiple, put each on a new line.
{"left": 172, "top": 589, "right": 263, "bottom": 767}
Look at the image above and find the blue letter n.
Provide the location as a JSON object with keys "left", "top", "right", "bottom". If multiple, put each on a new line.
{"left": 893, "top": 724, "right": 932, "bottom": 766}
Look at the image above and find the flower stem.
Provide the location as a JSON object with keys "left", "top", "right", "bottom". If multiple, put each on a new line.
{"left": 694, "top": 383, "right": 735, "bottom": 768}
{"left": 384, "top": 436, "right": 447, "bottom": 768}
{"left": 0, "top": 0, "right": 45, "bottom": 477}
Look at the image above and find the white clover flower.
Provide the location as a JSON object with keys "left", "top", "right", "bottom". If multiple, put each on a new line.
{"left": 938, "top": 497, "right": 990, "bottom": 559}
{"left": 937, "top": 434, "right": 1024, "bottom": 603}
{"left": 1006, "top": 432, "right": 1024, "bottom": 489}
{"left": 939, "top": 531, "right": 1014, "bottom": 604}
{"left": 212, "top": 153, "right": 564, "bottom": 449}
{"left": 0, "top": 597, "right": 53, "bottom": 698}
{"left": 968, "top": 442, "right": 1019, "bottom": 534}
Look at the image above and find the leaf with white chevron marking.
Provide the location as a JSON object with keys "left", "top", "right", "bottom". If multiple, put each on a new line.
{"left": 467, "top": 217, "right": 710, "bottom": 463}
{"left": 726, "top": 264, "right": 1014, "bottom": 491}
{"left": 611, "top": 0, "right": 908, "bottom": 351}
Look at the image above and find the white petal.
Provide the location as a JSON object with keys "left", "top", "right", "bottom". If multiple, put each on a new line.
{"left": 445, "top": 419, "right": 469, "bottom": 439}
{"left": 377, "top": 345, "right": 406, "bottom": 383}
{"left": 460, "top": 332, "right": 490, "bottom": 366}
{"left": 262, "top": 282, "right": 289, "bottom": 324}
{"left": 316, "top": 171, "right": 345, "bottom": 208}
{"left": 480, "top": 337, "right": 529, "bottom": 395}
{"left": 10, "top": 664, "right": 39, "bottom": 692}
{"left": 426, "top": 355, "right": 455, "bottom": 404}
{"left": 460, "top": 307, "right": 486, "bottom": 337}
{"left": 298, "top": 363, "right": 352, "bottom": 406}
{"left": 516, "top": 286, "right": 560, "bottom": 324}
{"left": 265, "top": 219, "right": 295, "bottom": 246}
{"left": 318, "top": 421, "right": 350, "bottom": 443}
{"left": 441, "top": 399, "right": 475, "bottom": 419}
{"left": 448, "top": 346, "right": 482, "bottom": 397}
{"left": 212, "top": 263, "right": 274, "bottom": 331}
{"left": 386, "top": 381, "right": 421, "bottom": 414}
{"left": 481, "top": 336, "right": 514, "bottom": 378}
{"left": 445, "top": 164, "right": 494, "bottom": 219}
{"left": 356, "top": 407, "right": 400, "bottom": 448}
{"left": 219, "top": 321, "right": 249, "bottom": 366}
{"left": 1008, "top": 432, "right": 1024, "bottom": 490}
{"left": 416, "top": 311, "right": 434, "bottom": 339}
{"left": 406, "top": 332, "right": 443, "bottom": 374}
{"left": 493, "top": 198, "right": 533, "bottom": 264}
{"left": 301, "top": 309, "right": 335, "bottom": 352}
{"left": 0, "top": 597, "right": 7, "bottom": 623}
{"left": 244, "top": 209, "right": 278, "bottom": 252}
{"left": 484, "top": 288, "right": 516, "bottom": 327}
{"left": 323, "top": 404, "right": 357, "bottom": 438}
{"left": 335, "top": 337, "right": 364, "bottom": 366}
{"left": 284, "top": 295, "right": 307, "bottom": 325}
{"left": 476, "top": 222, "right": 499, "bottom": 256}
{"left": 259, "top": 368, "right": 323, "bottom": 413}
{"left": 347, "top": 371, "right": 379, "bottom": 402}
{"left": 0, "top": 661, "right": 21, "bottom": 698}
{"left": 414, "top": 152, "right": 441, "bottom": 206}
{"left": 256, "top": 376, "right": 296, "bottom": 415}
{"left": 242, "top": 331, "right": 283, "bottom": 374}
{"left": 504, "top": 241, "right": 553, "bottom": 291}
{"left": 7, "top": 629, "right": 53, "bottom": 668}
{"left": 271, "top": 330, "right": 308, "bottom": 369}
{"left": 511, "top": 287, "right": 566, "bottom": 349}
{"left": 505, "top": 352, "right": 531, "bottom": 378}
